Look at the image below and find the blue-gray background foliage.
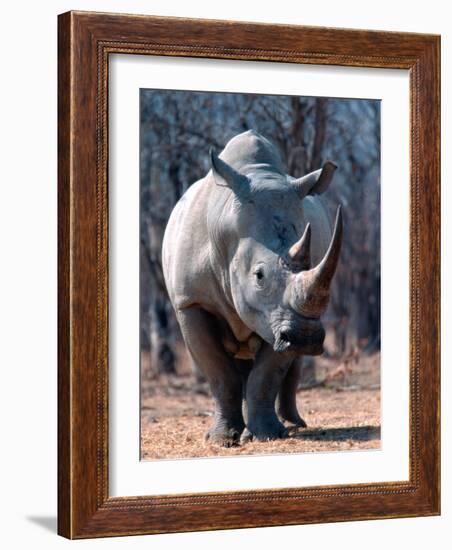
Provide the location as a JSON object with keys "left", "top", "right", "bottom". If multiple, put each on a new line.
{"left": 140, "top": 89, "right": 380, "bottom": 375}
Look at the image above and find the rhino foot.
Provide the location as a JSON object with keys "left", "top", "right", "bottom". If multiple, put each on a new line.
{"left": 205, "top": 422, "right": 244, "bottom": 448}
{"left": 278, "top": 408, "right": 307, "bottom": 428}
{"left": 241, "top": 418, "right": 289, "bottom": 443}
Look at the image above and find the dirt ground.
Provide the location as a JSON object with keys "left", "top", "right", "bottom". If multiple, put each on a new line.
{"left": 141, "top": 349, "right": 380, "bottom": 460}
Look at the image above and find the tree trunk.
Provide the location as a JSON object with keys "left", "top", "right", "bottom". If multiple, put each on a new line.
{"left": 310, "top": 98, "right": 328, "bottom": 170}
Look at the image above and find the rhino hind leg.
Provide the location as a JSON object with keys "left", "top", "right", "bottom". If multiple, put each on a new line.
{"left": 235, "top": 359, "right": 253, "bottom": 424}
{"left": 277, "top": 358, "right": 307, "bottom": 428}
{"left": 241, "top": 343, "right": 293, "bottom": 442}
{"left": 176, "top": 307, "right": 245, "bottom": 447}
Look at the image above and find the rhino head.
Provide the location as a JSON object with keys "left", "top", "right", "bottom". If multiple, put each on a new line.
{"left": 210, "top": 147, "right": 342, "bottom": 356}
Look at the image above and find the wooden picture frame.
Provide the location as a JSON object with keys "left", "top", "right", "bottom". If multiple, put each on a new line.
{"left": 58, "top": 10, "right": 440, "bottom": 539}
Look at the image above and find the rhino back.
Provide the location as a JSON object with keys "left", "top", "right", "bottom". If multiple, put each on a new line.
{"left": 219, "top": 129, "right": 284, "bottom": 174}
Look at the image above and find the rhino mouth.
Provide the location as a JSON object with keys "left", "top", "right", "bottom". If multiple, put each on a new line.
{"left": 273, "top": 321, "right": 325, "bottom": 356}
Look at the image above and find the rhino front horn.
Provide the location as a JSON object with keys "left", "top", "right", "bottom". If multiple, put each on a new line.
{"left": 312, "top": 204, "right": 343, "bottom": 290}
{"left": 293, "top": 205, "right": 343, "bottom": 317}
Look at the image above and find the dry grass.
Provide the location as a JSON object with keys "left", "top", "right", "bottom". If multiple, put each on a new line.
{"left": 141, "top": 350, "right": 380, "bottom": 460}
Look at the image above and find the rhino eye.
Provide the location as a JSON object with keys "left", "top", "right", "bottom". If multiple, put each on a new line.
{"left": 254, "top": 267, "right": 265, "bottom": 282}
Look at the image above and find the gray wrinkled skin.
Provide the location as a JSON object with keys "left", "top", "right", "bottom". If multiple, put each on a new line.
{"left": 162, "top": 130, "right": 341, "bottom": 446}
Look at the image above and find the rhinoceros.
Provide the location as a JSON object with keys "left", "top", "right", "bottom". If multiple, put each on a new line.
{"left": 162, "top": 130, "right": 342, "bottom": 446}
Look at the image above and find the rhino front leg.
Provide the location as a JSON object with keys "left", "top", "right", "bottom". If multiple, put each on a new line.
{"left": 242, "top": 343, "right": 295, "bottom": 442}
{"left": 177, "top": 307, "right": 245, "bottom": 447}
{"left": 277, "top": 358, "right": 307, "bottom": 427}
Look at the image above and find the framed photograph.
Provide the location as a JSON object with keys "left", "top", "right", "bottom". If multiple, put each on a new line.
{"left": 58, "top": 11, "right": 440, "bottom": 538}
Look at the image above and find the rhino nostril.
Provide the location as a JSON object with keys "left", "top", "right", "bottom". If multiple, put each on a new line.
{"left": 279, "top": 330, "right": 291, "bottom": 344}
{"left": 273, "top": 329, "right": 293, "bottom": 353}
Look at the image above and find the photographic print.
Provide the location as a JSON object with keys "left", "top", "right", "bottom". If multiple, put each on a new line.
{"left": 58, "top": 12, "right": 440, "bottom": 537}
{"left": 140, "top": 89, "right": 381, "bottom": 460}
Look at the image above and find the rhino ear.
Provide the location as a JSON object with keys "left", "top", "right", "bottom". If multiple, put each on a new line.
{"left": 292, "top": 161, "right": 337, "bottom": 199}
{"left": 210, "top": 148, "right": 249, "bottom": 197}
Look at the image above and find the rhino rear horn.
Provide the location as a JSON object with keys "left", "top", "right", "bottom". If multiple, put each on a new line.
{"left": 292, "top": 161, "right": 337, "bottom": 199}
{"left": 210, "top": 148, "right": 250, "bottom": 197}
{"left": 287, "top": 223, "right": 311, "bottom": 271}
